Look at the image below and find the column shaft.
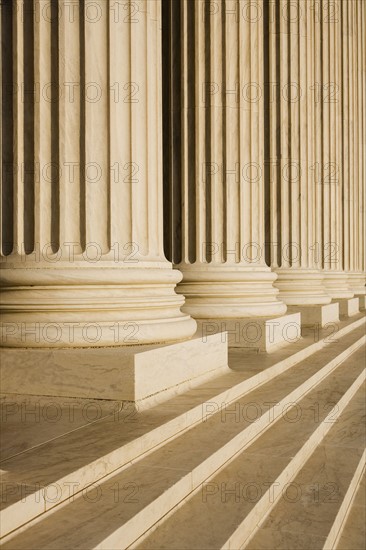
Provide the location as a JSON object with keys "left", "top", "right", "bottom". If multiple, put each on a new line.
{"left": 343, "top": 0, "right": 365, "bottom": 295}
{"left": 267, "top": 0, "right": 331, "bottom": 305}
{"left": 322, "top": 0, "right": 353, "bottom": 298}
{"left": 163, "top": 0, "right": 286, "bottom": 319}
{"left": 0, "top": 0, "right": 196, "bottom": 347}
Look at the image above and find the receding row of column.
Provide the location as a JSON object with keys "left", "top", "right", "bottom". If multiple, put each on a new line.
{"left": 265, "top": 0, "right": 364, "bottom": 302}
{"left": 0, "top": 0, "right": 365, "bottom": 349}
{"left": 0, "top": 0, "right": 196, "bottom": 347}
{"left": 163, "top": 0, "right": 365, "bottom": 316}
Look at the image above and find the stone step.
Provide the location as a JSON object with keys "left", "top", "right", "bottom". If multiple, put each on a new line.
{"left": 323, "top": 451, "right": 365, "bottom": 550}
{"left": 0, "top": 316, "right": 364, "bottom": 539}
{"left": 246, "top": 377, "right": 365, "bottom": 550}
{"left": 332, "top": 471, "right": 366, "bottom": 550}
{"left": 1, "top": 316, "right": 362, "bottom": 537}
{"left": 130, "top": 349, "right": 365, "bottom": 550}
{"left": 1, "top": 330, "right": 364, "bottom": 548}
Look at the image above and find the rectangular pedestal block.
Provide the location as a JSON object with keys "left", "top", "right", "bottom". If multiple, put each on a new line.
{"left": 355, "top": 295, "right": 366, "bottom": 310}
{"left": 196, "top": 313, "right": 301, "bottom": 352}
{"left": 287, "top": 303, "right": 340, "bottom": 328}
{"left": 0, "top": 334, "right": 229, "bottom": 410}
{"left": 336, "top": 298, "right": 360, "bottom": 318}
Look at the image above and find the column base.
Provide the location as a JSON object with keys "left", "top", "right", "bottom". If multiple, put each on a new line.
{"left": 357, "top": 295, "right": 366, "bottom": 310}
{"left": 0, "top": 262, "right": 197, "bottom": 348}
{"left": 0, "top": 333, "right": 228, "bottom": 411}
{"left": 287, "top": 303, "right": 339, "bottom": 328}
{"left": 335, "top": 298, "right": 360, "bottom": 318}
{"left": 323, "top": 271, "right": 354, "bottom": 299}
{"left": 176, "top": 265, "right": 287, "bottom": 318}
{"left": 347, "top": 272, "right": 366, "bottom": 296}
{"left": 273, "top": 269, "right": 331, "bottom": 305}
{"left": 195, "top": 313, "right": 301, "bottom": 352}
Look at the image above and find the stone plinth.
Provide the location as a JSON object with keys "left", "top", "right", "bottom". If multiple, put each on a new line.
{"left": 195, "top": 313, "right": 301, "bottom": 352}
{"left": 336, "top": 298, "right": 360, "bottom": 318}
{"left": 0, "top": 334, "right": 228, "bottom": 410}
{"left": 287, "top": 303, "right": 340, "bottom": 328}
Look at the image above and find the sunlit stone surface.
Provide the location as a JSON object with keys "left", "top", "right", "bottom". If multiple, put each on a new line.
{"left": 0, "top": 1, "right": 365, "bottom": 549}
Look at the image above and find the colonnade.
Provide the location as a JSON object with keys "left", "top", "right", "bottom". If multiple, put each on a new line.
{"left": 267, "top": 0, "right": 365, "bottom": 298}
{"left": 163, "top": 0, "right": 365, "bottom": 315}
{"left": 1, "top": 0, "right": 365, "bottom": 348}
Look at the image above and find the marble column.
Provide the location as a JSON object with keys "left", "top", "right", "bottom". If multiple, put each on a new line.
{"left": 267, "top": 0, "right": 332, "bottom": 305}
{"left": 163, "top": 0, "right": 286, "bottom": 320}
{"left": 321, "top": 0, "right": 354, "bottom": 298}
{"left": 0, "top": 0, "right": 196, "bottom": 347}
{"left": 345, "top": 0, "right": 366, "bottom": 295}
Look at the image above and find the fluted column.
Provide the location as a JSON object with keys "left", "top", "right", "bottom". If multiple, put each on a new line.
{"left": 320, "top": 0, "right": 353, "bottom": 298}
{"left": 345, "top": 0, "right": 366, "bottom": 295}
{"left": 0, "top": 0, "right": 196, "bottom": 347}
{"left": 163, "top": 0, "right": 286, "bottom": 319}
{"left": 266, "top": 0, "right": 332, "bottom": 305}
{"left": 267, "top": 0, "right": 365, "bottom": 303}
